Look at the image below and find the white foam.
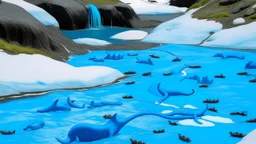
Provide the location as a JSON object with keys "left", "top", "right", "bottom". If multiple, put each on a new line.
{"left": 155, "top": 102, "right": 179, "bottom": 108}
{"left": 202, "top": 115, "right": 234, "bottom": 123}
{"left": 73, "top": 38, "right": 111, "bottom": 46}
{"left": 161, "top": 110, "right": 173, "bottom": 114}
{"left": 111, "top": 30, "right": 148, "bottom": 40}
{"left": 183, "top": 105, "right": 197, "bottom": 109}
{"left": 179, "top": 119, "right": 215, "bottom": 127}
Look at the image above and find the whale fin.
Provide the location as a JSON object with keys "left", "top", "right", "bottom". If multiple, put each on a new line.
{"left": 75, "top": 137, "right": 79, "bottom": 143}
{"left": 90, "top": 101, "right": 95, "bottom": 105}
{"left": 23, "top": 127, "right": 29, "bottom": 131}
{"left": 56, "top": 137, "right": 70, "bottom": 144}
{"left": 158, "top": 93, "right": 169, "bottom": 104}
{"left": 193, "top": 114, "right": 202, "bottom": 124}
{"left": 51, "top": 99, "right": 59, "bottom": 108}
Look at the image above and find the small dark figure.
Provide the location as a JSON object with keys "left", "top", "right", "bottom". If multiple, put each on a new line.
{"left": 130, "top": 138, "right": 146, "bottom": 144}
{"left": 178, "top": 134, "right": 191, "bottom": 143}
{"left": 237, "top": 72, "right": 248, "bottom": 75}
{"left": 208, "top": 107, "right": 218, "bottom": 112}
{"left": 153, "top": 129, "right": 165, "bottom": 133}
{"left": 203, "top": 99, "right": 219, "bottom": 103}
{"left": 229, "top": 132, "right": 246, "bottom": 138}
{"left": 230, "top": 112, "right": 247, "bottom": 116}
{"left": 199, "top": 84, "right": 208, "bottom": 88}
{"left": 188, "top": 65, "right": 201, "bottom": 69}
{"left": 0, "top": 130, "right": 16, "bottom": 135}
{"left": 172, "top": 57, "right": 181, "bottom": 62}
{"left": 168, "top": 120, "right": 178, "bottom": 126}
{"left": 125, "top": 81, "right": 135, "bottom": 85}
{"left": 214, "top": 74, "right": 226, "bottom": 79}
{"left": 163, "top": 72, "right": 173, "bottom": 76}
{"left": 249, "top": 78, "right": 256, "bottom": 83}
{"left": 122, "top": 95, "right": 134, "bottom": 99}
{"left": 127, "top": 53, "right": 138, "bottom": 56}
{"left": 124, "top": 71, "right": 136, "bottom": 75}
{"left": 142, "top": 72, "right": 151, "bottom": 76}
{"left": 149, "top": 54, "right": 160, "bottom": 59}
{"left": 71, "top": 100, "right": 76, "bottom": 103}
{"left": 246, "top": 118, "right": 256, "bottom": 123}
{"left": 103, "top": 114, "right": 112, "bottom": 119}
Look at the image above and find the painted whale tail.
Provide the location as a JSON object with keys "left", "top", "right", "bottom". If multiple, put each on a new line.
{"left": 56, "top": 137, "right": 70, "bottom": 144}
{"left": 184, "top": 89, "right": 195, "bottom": 96}
{"left": 245, "top": 61, "right": 253, "bottom": 69}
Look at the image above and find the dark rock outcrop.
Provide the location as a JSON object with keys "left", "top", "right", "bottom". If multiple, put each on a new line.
{"left": 25, "top": 0, "right": 88, "bottom": 30}
{"left": 244, "top": 8, "right": 255, "bottom": 16}
{"left": 169, "top": 0, "right": 198, "bottom": 8}
{"left": 219, "top": 0, "right": 241, "bottom": 6}
{"left": 232, "top": 1, "right": 254, "bottom": 14}
{"left": 0, "top": 1, "right": 90, "bottom": 61}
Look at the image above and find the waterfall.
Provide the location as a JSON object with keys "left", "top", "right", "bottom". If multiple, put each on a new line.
{"left": 87, "top": 4, "right": 102, "bottom": 29}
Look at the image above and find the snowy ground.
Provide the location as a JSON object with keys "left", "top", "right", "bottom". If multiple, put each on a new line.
{"left": 0, "top": 52, "right": 124, "bottom": 96}
{"left": 143, "top": 9, "right": 223, "bottom": 44}
{"left": 73, "top": 38, "right": 111, "bottom": 46}
{"left": 202, "top": 22, "right": 256, "bottom": 49}
{"left": 3, "top": 0, "right": 59, "bottom": 27}
{"left": 238, "top": 129, "right": 256, "bottom": 144}
{"left": 120, "top": 0, "right": 187, "bottom": 14}
{"left": 111, "top": 30, "right": 148, "bottom": 40}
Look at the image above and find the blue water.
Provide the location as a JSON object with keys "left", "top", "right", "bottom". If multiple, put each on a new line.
{"left": 87, "top": 4, "right": 102, "bottom": 29}
{"left": 1, "top": 44, "right": 256, "bottom": 144}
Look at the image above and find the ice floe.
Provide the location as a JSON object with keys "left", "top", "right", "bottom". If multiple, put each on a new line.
{"left": 183, "top": 105, "right": 197, "bottom": 109}
{"left": 178, "top": 119, "right": 215, "bottom": 127}
{"left": 3, "top": 0, "right": 59, "bottom": 27}
{"left": 111, "top": 30, "right": 148, "bottom": 40}
{"left": 73, "top": 38, "right": 111, "bottom": 46}
{"left": 143, "top": 9, "right": 222, "bottom": 44}
{"left": 161, "top": 110, "right": 173, "bottom": 114}
{"left": 202, "top": 116, "right": 234, "bottom": 123}
{"left": 155, "top": 102, "right": 180, "bottom": 108}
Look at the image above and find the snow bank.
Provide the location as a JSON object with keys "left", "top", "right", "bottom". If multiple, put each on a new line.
{"left": 202, "top": 116, "right": 234, "bottom": 123}
{"left": 120, "top": 0, "right": 186, "bottom": 14}
{"left": 0, "top": 52, "right": 124, "bottom": 96}
{"left": 143, "top": 9, "right": 223, "bottom": 44}
{"left": 3, "top": 0, "right": 59, "bottom": 27}
{"left": 202, "top": 22, "right": 256, "bottom": 49}
{"left": 183, "top": 105, "right": 197, "bottom": 109}
{"left": 73, "top": 38, "right": 111, "bottom": 46}
{"left": 111, "top": 30, "right": 148, "bottom": 40}
{"left": 178, "top": 119, "right": 215, "bottom": 127}
{"left": 233, "top": 18, "right": 245, "bottom": 25}
{"left": 238, "top": 129, "right": 256, "bottom": 144}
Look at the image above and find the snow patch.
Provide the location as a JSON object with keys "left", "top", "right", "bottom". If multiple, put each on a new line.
{"left": 202, "top": 115, "right": 234, "bottom": 123}
{"left": 233, "top": 18, "right": 245, "bottom": 25}
{"left": 73, "top": 38, "right": 111, "bottom": 46}
{"left": 143, "top": 9, "right": 223, "bottom": 44}
{"left": 238, "top": 129, "right": 256, "bottom": 144}
{"left": 111, "top": 30, "right": 148, "bottom": 40}
{"left": 183, "top": 105, "right": 197, "bottom": 109}
{"left": 179, "top": 119, "right": 215, "bottom": 127}
{"left": 0, "top": 52, "right": 124, "bottom": 96}
{"left": 202, "top": 22, "right": 256, "bottom": 49}
{"left": 121, "top": 0, "right": 186, "bottom": 14}
{"left": 155, "top": 102, "right": 179, "bottom": 108}
{"left": 161, "top": 110, "right": 173, "bottom": 114}
{"left": 3, "top": 0, "right": 59, "bottom": 27}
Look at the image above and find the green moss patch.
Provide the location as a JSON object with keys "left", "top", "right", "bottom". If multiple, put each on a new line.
{"left": 188, "top": 0, "right": 211, "bottom": 11}
{"left": 200, "top": 12, "right": 230, "bottom": 19}
{"left": 81, "top": 0, "right": 120, "bottom": 4}
{"left": 0, "top": 39, "right": 51, "bottom": 57}
{"left": 249, "top": 13, "right": 256, "bottom": 19}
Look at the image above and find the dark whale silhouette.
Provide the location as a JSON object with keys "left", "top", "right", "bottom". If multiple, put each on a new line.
{"left": 149, "top": 83, "right": 194, "bottom": 103}
{"left": 56, "top": 112, "right": 199, "bottom": 144}
{"left": 87, "top": 101, "right": 123, "bottom": 109}
{"left": 23, "top": 121, "right": 45, "bottom": 131}
{"left": 213, "top": 53, "right": 244, "bottom": 60}
{"left": 245, "top": 61, "right": 256, "bottom": 69}
{"left": 67, "top": 97, "right": 85, "bottom": 109}
{"left": 88, "top": 56, "right": 104, "bottom": 62}
{"left": 37, "top": 99, "right": 71, "bottom": 113}
{"left": 136, "top": 58, "right": 153, "bottom": 65}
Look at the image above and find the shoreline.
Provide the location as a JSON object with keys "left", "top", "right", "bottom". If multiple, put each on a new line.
{"left": 0, "top": 76, "right": 127, "bottom": 103}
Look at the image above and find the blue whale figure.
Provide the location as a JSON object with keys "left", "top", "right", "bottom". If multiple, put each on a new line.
{"left": 67, "top": 97, "right": 85, "bottom": 109}
{"left": 88, "top": 56, "right": 96, "bottom": 60}
{"left": 149, "top": 83, "right": 194, "bottom": 104}
{"left": 180, "top": 74, "right": 200, "bottom": 82}
{"left": 136, "top": 57, "right": 153, "bottom": 65}
{"left": 87, "top": 101, "right": 123, "bottom": 109}
{"left": 245, "top": 61, "right": 256, "bottom": 69}
{"left": 213, "top": 53, "right": 244, "bottom": 60}
{"left": 164, "top": 104, "right": 208, "bottom": 124}
{"left": 56, "top": 112, "right": 199, "bottom": 144}
{"left": 199, "top": 76, "right": 213, "bottom": 85}
{"left": 88, "top": 56, "right": 104, "bottom": 62}
{"left": 37, "top": 99, "right": 71, "bottom": 113}
{"left": 104, "top": 53, "right": 111, "bottom": 59}
{"left": 23, "top": 121, "right": 45, "bottom": 131}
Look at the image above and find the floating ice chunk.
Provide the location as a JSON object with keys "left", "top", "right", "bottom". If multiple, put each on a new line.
{"left": 161, "top": 110, "right": 173, "bottom": 114}
{"left": 111, "top": 30, "right": 148, "bottom": 40}
{"left": 202, "top": 115, "right": 234, "bottom": 123}
{"left": 183, "top": 105, "right": 197, "bottom": 109}
{"left": 73, "top": 38, "right": 111, "bottom": 46}
{"left": 179, "top": 119, "right": 215, "bottom": 127}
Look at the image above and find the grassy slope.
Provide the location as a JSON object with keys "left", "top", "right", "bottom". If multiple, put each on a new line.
{"left": 192, "top": 0, "right": 256, "bottom": 28}
{"left": 81, "top": 0, "right": 120, "bottom": 4}
{"left": 0, "top": 39, "right": 52, "bottom": 57}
